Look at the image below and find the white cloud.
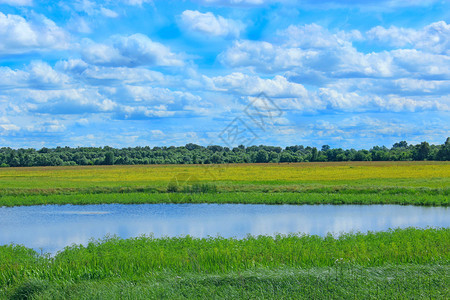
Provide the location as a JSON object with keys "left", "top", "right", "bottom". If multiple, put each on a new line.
{"left": 67, "top": 16, "right": 92, "bottom": 34}
{"left": 195, "top": 0, "right": 274, "bottom": 6}
{"left": 0, "top": 0, "right": 32, "bottom": 6}
{"left": 73, "top": 0, "right": 119, "bottom": 18}
{"left": 0, "top": 12, "right": 69, "bottom": 54}
{"left": 26, "top": 120, "right": 66, "bottom": 133}
{"left": 78, "top": 65, "right": 167, "bottom": 86}
{"left": 280, "top": 24, "right": 361, "bottom": 48}
{"left": 220, "top": 24, "right": 363, "bottom": 74}
{"left": 219, "top": 40, "right": 314, "bottom": 72}
{"left": 390, "top": 49, "right": 450, "bottom": 79}
{"left": 123, "top": 0, "right": 153, "bottom": 6}
{"left": 150, "top": 129, "right": 165, "bottom": 139}
{"left": 55, "top": 59, "right": 89, "bottom": 74}
{"left": 26, "top": 61, "right": 70, "bottom": 88}
{"left": 181, "top": 10, "right": 244, "bottom": 38}
{"left": 211, "top": 73, "right": 308, "bottom": 98}
{"left": 0, "top": 116, "right": 20, "bottom": 134}
{"left": 0, "top": 61, "right": 69, "bottom": 89}
{"left": 100, "top": 7, "right": 119, "bottom": 18}
{"left": 367, "top": 21, "right": 450, "bottom": 55}
{"left": 81, "top": 41, "right": 125, "bottom": 66}
{"left": 293, "top": 0, "right": 442, "bottom": 10}
{"left": 81, "top": 34, "right": 184, "bottom": 67}
{"left": 220, "top": 22, "right": 450, "bottom": 83}
{"left": 123, "top": 86, "right": 201, "bottom": 105}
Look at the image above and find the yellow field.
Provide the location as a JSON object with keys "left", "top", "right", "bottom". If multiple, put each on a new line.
{"left": 0, "top": 161, "right": 449, "bottom": 191}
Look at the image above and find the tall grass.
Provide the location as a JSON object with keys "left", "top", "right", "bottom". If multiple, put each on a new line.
{"left": 8, "top": 266, "right": 450, "bottom": 299}
{"left": 0, "top": 191, "right": 448, "bottom": 207}
{"left": 1, "top": 228, "right": 449, "bottom": 298}
{"left": 1, "top": 228, "right": 448, "bottom": 284}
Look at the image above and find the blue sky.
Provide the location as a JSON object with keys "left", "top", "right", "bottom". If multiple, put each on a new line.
{"left": 0, "top": 0, "right": 449, "bottom": 149}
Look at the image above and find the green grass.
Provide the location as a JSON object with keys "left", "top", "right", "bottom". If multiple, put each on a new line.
{"left": 1, "top": 228, "right": 449, "bottom": 299}
{"left": 0, "top": 190, "right": 448, "bottom": 207}
{"left": 0, "top": 161, "right": 448, "bottom": 206}
{"left": 8, "top": 266, "right": 450, "bottom": 299}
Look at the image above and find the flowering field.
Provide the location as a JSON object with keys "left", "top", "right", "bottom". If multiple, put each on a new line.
{"left": 0, "top": 161, "right": 448, "bottom": 206}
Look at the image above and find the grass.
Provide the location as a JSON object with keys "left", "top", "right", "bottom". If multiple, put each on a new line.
{"left": 7, "top": 266, "right": 450, "bottom": 299}
{"left": 0, "top": 161, "right": 449, "bottom": 206}
{"left": 0, "top": 191, "right": 448, "bottom": 207}
{"left": 1, "top": 162, "right": 449, "bottom": 298}
{"left": 1, "top": 228, "right": 449, "bottom": 299}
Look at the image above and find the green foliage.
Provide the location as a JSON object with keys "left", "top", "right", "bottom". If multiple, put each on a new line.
{"left": 104, "top": 152, "right": 114, "bottom": 165}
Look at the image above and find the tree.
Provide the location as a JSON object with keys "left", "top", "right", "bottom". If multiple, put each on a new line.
{"left": 104, "top": 152, "right": 115, "bottom": 165}
{"left": 414, "top": 142, "right": 430, "bottom": 160}
{"left": 354, "top": 150, "right": 371, "bottom": 161}
{"left": 311, "top": 147, "right": 318, "bottom": 162}
{"left": 211, "top": 153, "right": 223, "bottom": 164}
{"left": 268, "top": 151, "right": 279, "bottom": 163}
{"left": 255, "top": 150, "right": 269, "bottom": 163}
{"left": 392, "top": 141, "right": 408, "bottom": 149}
{"left": 436, "top": 137, "right": 450, "bottom": 161}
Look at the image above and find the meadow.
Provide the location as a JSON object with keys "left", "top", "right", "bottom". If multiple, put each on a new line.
{"left": 0, "top": 161, "right": 449, "bottom": 206}
{"left": 1, "top": 161, "right": 449, "bottom": 298}
{"left": 1, "top": 228, "right": 449, "bottom": 299}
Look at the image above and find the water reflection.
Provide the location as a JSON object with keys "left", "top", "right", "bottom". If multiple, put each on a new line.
{"left": 0, "top": 204, "right": 448, "bottom": 254}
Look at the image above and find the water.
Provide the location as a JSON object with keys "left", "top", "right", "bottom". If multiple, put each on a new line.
{"left": 0, "top": 204, "right": 449, "bottom": 254}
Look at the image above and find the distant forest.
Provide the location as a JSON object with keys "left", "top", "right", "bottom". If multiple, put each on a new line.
{"left": 0, "top": 138, "right": 449, "bottom": 167}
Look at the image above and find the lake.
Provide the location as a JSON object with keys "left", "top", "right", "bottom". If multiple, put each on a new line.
{"left": 1, "top": 204, "right": 449, "bottom": 254}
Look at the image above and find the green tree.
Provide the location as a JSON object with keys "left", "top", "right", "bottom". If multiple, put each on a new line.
{"left": 255, "top": 150, "right": 269, "bottom": 163}
{"left": 414, "top": 142, "right": 430, "bottom": 160}
{"left": 211, "top": 153, "right": 223, "bottom": 164}
{"left": 311, "top": 147, "right": 318, "bottom": 162}
{"left": 104, "top": 152, "right": 115, "bottom": 165}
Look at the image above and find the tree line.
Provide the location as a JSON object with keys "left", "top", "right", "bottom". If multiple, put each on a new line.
{"left": 0, "top": 138, "right": 449, "bottom": 167}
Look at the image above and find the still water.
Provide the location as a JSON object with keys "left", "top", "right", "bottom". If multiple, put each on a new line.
{"left": 1, "top": 204, "right": 449, "bottom": 254}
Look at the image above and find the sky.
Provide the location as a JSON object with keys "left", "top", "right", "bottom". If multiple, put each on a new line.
{"left": 0, "top": 0, "right": 449, "bottom": 149}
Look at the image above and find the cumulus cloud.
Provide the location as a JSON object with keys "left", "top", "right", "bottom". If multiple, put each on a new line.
{"left": 220, "top": 24, "right": 362, "bottom": 74}
{"left": 208, "top": 72, "right": 450, "bottom": 114}
{"left": 81, "top": 34, "right": 184, "bottom": 67}
{"left": 212, "top": 73, "right": 308, "bottom": 98}
{"left": 181, "top": 10, "right": 244, "bottom": 37}
{"left": 367, "top": 21, "right": 450, "bottom": 55}
{"left": 26, "top": 61, "right": 70, "bottom": 88}
{"left": 121, "top": 86, "right": 201, "bottom": 105}
{"left": 79, "top": 66, "right": 167, "bottom": 86}
{"left": 220, "top": 22, "right": 450, "bottom": 84}
{"left": 0, "top": 12, "right": 69, "bottom": 54}
{"left": 0, "top": 61, "right": 69, "bottom": 89}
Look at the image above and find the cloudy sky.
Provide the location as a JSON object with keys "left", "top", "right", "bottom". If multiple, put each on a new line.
{"left": 0, "top": 0, "right": 449, "bottom": 149}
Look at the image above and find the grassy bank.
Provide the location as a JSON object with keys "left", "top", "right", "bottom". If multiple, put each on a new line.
{"left": 0, "top": 190, "right": 448, "bottom": 207}
{"left": 0, "top": 161, "right": 449, "bottom": 206}
{"left": 1, "top": 228, "right": 449, "bottom": 299}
